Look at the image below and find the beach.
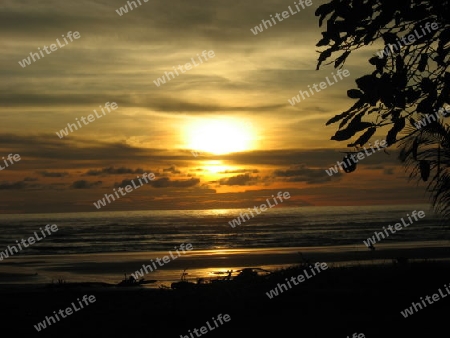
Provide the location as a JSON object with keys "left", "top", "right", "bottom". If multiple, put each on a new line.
{"left": 1, "top": 206, "right": 449, "bottom": 337}
{"left": 2, "top": 241, "right": 450, "bottom": 287}
{"left": 3, "top": 258, "right": 450, "bottom": 337}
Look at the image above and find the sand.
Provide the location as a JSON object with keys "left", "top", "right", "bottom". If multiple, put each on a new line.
{"left": 1, "top": 240, "right": 449, "bottom": 286}
{"left": 2, "top": 261, "right": 450, "bottom": 337}
{"left": 2, "top": 241, "right": 450, "bottom": 337}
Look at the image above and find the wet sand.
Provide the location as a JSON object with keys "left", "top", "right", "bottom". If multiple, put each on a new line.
{"left": 2, "top": 258, "right": 450, "bottom": 337}
{"left": 1, "top": 241, "right": 449, "bottom": 288}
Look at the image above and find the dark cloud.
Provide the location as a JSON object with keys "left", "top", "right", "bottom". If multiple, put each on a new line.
{"left": 24, "top": 177, "right": 39, "bottom": 181}
{"left": 1, "top": 94, "right": 120, "bottom": 108}
{"left": 114, "top": 179, "right": 139, "bottom": 188}
{"left": 0, "top": 134, "right": 158, "bottom": 165}
{"left": 0, "top": 0, "right": 321, "bottom": 44}
{"left": 163, "top": 166, "right": 181, "bottom": 174}
{"left": 384, "top": 168, "right": 395, "bottom": 175}
{"left": 38, "top": 171, "right": 69, "bottom": 177}
{"left": 0, "top": 133, "right": 401, "bottom": 171}
{"left": 219, "top": 174, "right": 258, "bottom": 186}
{"left": 150, "top": 177, "right": 200, "bottom": 188}
{"left": 0, "top": 93, "right": 288, "bottom": 113}
{"left": 114, "top": 177, "right": 199, "bottom": 189}
{"left": 219, "top": 169, "right": 259, "bottom": 174}
{"left": 274, "top": 164, "right": 339, "bottom": 184}
{"left": 83, "top": 167, "right": 145, "bottom": 176}
{"left": 70, "top": 180, "right": 102, "bottom": 189}
{"left": 0, "top": 181, "right": 26, "bottom": 190}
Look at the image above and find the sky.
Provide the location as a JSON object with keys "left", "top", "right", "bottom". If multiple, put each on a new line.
{"left": 0, "top": 0, "right": 430, "bottom": 213}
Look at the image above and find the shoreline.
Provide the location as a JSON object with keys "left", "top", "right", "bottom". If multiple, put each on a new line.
{"left": 1, "top": 241, "right": 449, "bottom": 287}
{"left": 3, "top": 261, "right": 450, "bottom": 336}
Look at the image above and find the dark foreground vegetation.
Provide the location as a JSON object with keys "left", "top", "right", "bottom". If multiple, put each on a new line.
{"left": 4, "top": 261, "right": 450, "bottom": 337}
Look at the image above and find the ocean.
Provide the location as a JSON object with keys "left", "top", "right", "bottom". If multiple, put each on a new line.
{"left": 0, "top": 204, "right": 448, "bottom": 286}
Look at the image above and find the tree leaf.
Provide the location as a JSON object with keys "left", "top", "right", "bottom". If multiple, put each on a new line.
{"left": 347, "top": 89, "right": 364, "bottom": 99}
{"left": 334, "top": 51, "right": 351, "bottom": 68}
{"left": 382, "top": 32, "right": 398, "bottom": 45}
{"left": 386, "top": 117, "right": 405, "bottom": 145}
{"left": 412, "top": 138, "right": 419, "bottom": 160}
{"left": 420, "top": 160, "right": 430, "bottom": 182}
{"left": 348, "top": 127, "right": 377, "bottom": 147}
{"left": 331, "top": 122, "right": 372, "bottom": 141}
{"left": 326, "top": 110, "right": 351, "bottom": 126}
{"left": 342, "top": 155, "right": 357, "bottom": 173}
{"left": 421, "top": 78, "right": 435, "bottom": 92}
{"left": 317, "top": 48, "right": 333, "bottom": 70}
{"left": 315, "top": 2, "right": 335, "bottom": 27}
{"left": 418, "top": 54, "right": 428, "bottom": 72}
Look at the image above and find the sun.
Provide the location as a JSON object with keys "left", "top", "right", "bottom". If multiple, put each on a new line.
{"left": 185, "top": 118, "right": 255, "bottom": 155}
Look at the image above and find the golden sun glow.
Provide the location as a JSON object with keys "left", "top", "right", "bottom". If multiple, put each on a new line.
{"left": 185, "top": 118, "right": 255, "bottom": 155}
{"left": 201, "top": 160, "right": 229, "bottom": 173}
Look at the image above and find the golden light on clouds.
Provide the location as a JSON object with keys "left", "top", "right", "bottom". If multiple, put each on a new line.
{"left": 201, "top": 160, "right": 229, "bottom": 174}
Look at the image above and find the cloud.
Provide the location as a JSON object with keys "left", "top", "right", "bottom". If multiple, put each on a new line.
{"left": 0, "top": 181, "right": 26, "bottom": 189}
{"left": 0, "top": 134, "right": 161, "bottom": 164}
{"left": 83, "top": 167, "right": 145, "bottom": 176}
{"left": 0, "top": 133, "right": 401, "bottom": 171}
{"left": 163, "top": 165, "right": 181, "bottom": 174}
{"left": 0, "top": 93, "right": 290, "bottom": 113}
{"left": 24, "top": 177, "right": 39, "bottom": 181}
{"left": 70, "top": 180, "right": 102, "bottom": 189}
{"left": 219, "top": 173, "right": 258, "bottom": 186}
{"left": 114, "top": 179, "right": 139, "bottom": 188}
{"left": 366, "top": 165, "right": 395, "bottom": 175}
{"left": 114, "top": 177, "right": 200, "bottom": 189}
{"left": 38, "top": 171, "right": 69, "bottom": 177}
{"left": 150, "top": 177, "right": 200, "bottom": 188}
{"left": 273, "top": 164, "right": 338, "bottom": 184}
{"left": 219, "top": 169, "right": 259, "bottom": 174}
{"left": 384, "top": 168, "right": 395, "bottom": 175}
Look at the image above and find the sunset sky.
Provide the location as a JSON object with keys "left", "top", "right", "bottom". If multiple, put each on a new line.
{"left": 0, "top": 0, "right": 429, "bottom": 213}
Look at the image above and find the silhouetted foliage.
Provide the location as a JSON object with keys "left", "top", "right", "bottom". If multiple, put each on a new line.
{"left": 315, "top": 0, "right": 450, "bottom": 219}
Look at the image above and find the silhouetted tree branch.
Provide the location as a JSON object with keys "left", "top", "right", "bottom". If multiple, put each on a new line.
{"left": 315, "top": 0, "right": 450, "bottom": 219}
